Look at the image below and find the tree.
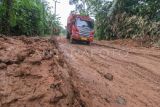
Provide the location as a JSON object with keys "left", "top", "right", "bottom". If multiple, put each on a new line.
{"left": 0, "top": 0, "right": 61, "bottom": 36}
{"left": 1, "top": 0, "right": 13, "bottom": 35}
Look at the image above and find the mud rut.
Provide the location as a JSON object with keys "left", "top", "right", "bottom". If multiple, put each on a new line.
{"left": 0, "top": 36, "right": 160, "bottom": 107}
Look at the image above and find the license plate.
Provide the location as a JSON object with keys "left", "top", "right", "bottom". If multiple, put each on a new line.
{"left": 81, "top": 37, "right": 87, "bottom": 40}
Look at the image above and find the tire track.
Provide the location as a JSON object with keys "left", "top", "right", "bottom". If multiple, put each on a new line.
{"left": 74, "top": 44, "right": 160, "bottom": 85}
{"left": 93, "top": 42, "right": 160, "bottom": 62}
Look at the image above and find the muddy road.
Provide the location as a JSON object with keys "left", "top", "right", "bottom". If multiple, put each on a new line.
{"left": 0, "top": 36, "right": 160, "bottom": 107}
{"left": 57, "top": 37, "right": 160, "bottom": 107}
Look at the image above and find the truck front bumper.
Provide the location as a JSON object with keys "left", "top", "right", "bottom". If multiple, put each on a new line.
{"left": 72, "top": 35, "right": 94, "bottom": 42}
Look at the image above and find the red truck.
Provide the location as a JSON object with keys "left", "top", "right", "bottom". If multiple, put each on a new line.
{"left": 66, "top": 14, "right": 94, "bottom": 44}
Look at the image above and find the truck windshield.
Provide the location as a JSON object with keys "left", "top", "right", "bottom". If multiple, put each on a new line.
{"left": 76, "top": 18, "right": 94, "bottom": 29}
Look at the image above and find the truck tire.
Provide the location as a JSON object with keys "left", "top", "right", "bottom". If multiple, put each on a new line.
{"left": 86, "top": 41, "right": 91, "bottom": 45}
{"left": 66, "top": 32, "right": 70, "bottom": 39}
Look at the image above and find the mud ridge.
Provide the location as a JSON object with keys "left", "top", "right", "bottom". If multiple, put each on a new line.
{"left": 0, "top": 36, "right": 85, "bottom": 107}
{"left": 51, "top": 37, "right": 88, "bottom": 107}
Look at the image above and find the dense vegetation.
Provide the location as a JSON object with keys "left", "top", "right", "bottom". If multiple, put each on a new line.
{"left": 0, "top": 0, "right": 61, "bottom": 36}
{"left": 71, "top": 0, "right": 160, "bottom": 45}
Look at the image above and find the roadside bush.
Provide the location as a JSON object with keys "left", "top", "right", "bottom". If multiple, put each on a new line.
{"left": 0, "top": 0, "right": 61, "bottom": 36}
{"left": 96, "top": 13, "right": 160, "bottom": 44}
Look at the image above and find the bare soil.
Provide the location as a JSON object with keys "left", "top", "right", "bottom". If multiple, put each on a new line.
{"left": 0, "top": 36, "right": 160, "bottom": 107}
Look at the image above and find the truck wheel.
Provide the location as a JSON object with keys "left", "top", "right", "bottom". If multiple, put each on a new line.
{"left": 66, "top": 32, "right": 70, "bottom": 39}
{"left": 86, "top": 41, "right": 91, "bottom": 45}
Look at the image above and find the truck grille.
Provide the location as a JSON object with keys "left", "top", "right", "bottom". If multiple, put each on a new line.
{"left": 78, "top": 27, "right": 92, "bottom": 37}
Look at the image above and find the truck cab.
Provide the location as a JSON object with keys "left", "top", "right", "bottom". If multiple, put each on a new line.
{"left": 67, "top": 14, "right": 94, "bottom": 44}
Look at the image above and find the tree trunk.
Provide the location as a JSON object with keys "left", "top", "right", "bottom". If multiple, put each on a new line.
{"left": 4, "top": 0, "right": 13, "bottom": 35}
{"left": 107, "top": 0, "right": 118, "bottom": 17}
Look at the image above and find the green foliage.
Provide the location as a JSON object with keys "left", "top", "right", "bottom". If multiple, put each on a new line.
{"left": 74, "top": 0, "right": 160, "bottom": 44}
{"left": 60, "top": 27, "right": 67, "bottom": 36}
{"left": 98, "top": 13, "right": 160, "bottom": 41}
{"left": 0, "top": 0, "right": 61, "bottom": 36}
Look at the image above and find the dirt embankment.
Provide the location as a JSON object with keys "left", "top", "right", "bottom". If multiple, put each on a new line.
{"left": 0, "top": 36, "right": 84, "bottom": 107}
{"left": 0, "top": 36, "right": 160, "bottom": 107}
